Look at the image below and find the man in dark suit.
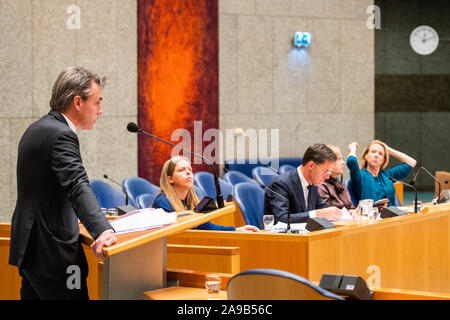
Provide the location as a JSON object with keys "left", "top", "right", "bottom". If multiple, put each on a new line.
{"left": 264, "top": 143, "right": 342, "bottom": 224}
{"left": 9, "top": 66, "right": 117, "bottom": 300}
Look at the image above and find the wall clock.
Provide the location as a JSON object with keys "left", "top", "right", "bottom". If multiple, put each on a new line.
{"left": 410, "top": 25, "right": 439, "bottom": 55}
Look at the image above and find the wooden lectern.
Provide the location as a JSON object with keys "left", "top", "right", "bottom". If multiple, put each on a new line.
{"left": 80, "top": 205, "right": 234, "bottom": 300}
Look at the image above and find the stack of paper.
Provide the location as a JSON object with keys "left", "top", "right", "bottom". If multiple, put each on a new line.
{"left": 110, "top": 208, "right": 177, "bottom": 235}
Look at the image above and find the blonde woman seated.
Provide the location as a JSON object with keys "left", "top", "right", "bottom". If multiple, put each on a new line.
{"left": 318, "top": 145, "right": 355, "bottom": 210}
{"left": 347, "top": 140, "right": 416, "bottom": 208}
{"left": 152, "top": 156, "right": 260, "bottom": 232}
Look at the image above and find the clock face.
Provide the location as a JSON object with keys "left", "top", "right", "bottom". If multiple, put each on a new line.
{"left": 410, "top": 25, "right": 439, "bottom": 55}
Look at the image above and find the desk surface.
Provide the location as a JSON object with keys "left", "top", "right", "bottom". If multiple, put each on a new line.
{"left": 142, "top": 285, "right": 450, "bottom": 300}
{"left": 80, "top": 205, "right": 235, "bottom": 257}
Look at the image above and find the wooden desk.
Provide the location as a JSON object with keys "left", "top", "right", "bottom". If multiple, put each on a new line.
{"left": 169, "top": 203, "right": 450, "bottom": 293}
{"left": 143, "top": 285, "right": 450, "bottom": 300}
{"left": 143, "top": 286, "right": 227, "bottom": 300}
{"left": 80, "top": 205, "right": 235, "bottom": 299}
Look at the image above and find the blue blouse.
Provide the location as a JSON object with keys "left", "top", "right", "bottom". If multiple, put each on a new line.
{"left": 346, "top": 155, "right": 413, "bottom": 206}
{"left": 152, "top": 193, "right": 235, "bottom": 231}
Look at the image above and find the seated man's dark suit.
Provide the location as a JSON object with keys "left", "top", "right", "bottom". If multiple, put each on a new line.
{"left": 9, "top": 110, "right": 113, "bottom": 299}
{"left": 264, "top": 168, "right": 329, "bottom": 224}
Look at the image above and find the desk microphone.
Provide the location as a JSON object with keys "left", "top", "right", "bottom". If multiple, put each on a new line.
{"left": 103, "top": 174, "right": 128, "bottom": 205}
{"left": 410, "top": 166, "right": 442, "bottom": 204}
{"left": 264, "top": 186, "right": 295, "bottom": 233}
{"left": 389, "top": 177, "right": 418, "bottom": 213}
{"left": 127, "top": 122, "right": 224, "bottom": 208}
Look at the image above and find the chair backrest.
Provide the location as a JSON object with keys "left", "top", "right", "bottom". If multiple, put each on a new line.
{"left": 224, "top": 157, "right": 302, "bottom": 178}
{"left": 136, "top": 193, "right": 158, "bottom": 209}
{"left": 122, "top": 177, "right": 160, "bottom": 208}
{"left": 90, "top": 179, "right": 126, "bottom": 209}
{"left": 223, "top": 170, "right": 260, "bottom": 188}
{"left": 193, "top": 171, "right": 233, "bottom": 201}
{"left": 193, "top": 185, "right": 206, "bottom": 199}
{"left": 227, "top": 268, "right": 344, "bottom": 300}
{"left": 279, "top": 164, "right": 296, "bottom": 174}
{"left": 252, "top": 166, "right": 279, "bottom": 188}
{"left": 233, "top": 182, "right": 265, "bottom": 228}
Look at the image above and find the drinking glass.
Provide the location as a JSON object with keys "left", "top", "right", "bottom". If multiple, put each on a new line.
{"left": 358, "top": 199, "right": 373, "bottom": 224}
{"left": 205, "top": 274, "right": 221, "bottom": 300}
{"left": 368, "top": 208, "right": 379, "bottom": 223}
{"left": 263, "top": 215, "right": 274, "bottom": 231}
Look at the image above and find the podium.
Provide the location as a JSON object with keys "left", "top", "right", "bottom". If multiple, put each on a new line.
{"left": 80, "top": 205, "right": 234, "bottom": 300}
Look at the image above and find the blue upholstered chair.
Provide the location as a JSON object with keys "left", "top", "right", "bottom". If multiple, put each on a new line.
{"left": 90, "top": 179, "right": 126, "bottom": 209}
{"left": 279, "top": 164, "right": 296, "bottom": 174}
{"left": 136, "top": 193, "right": 158, "bottom": 209}
{"left": 193, "top": 185, "right": 206, "bottom": 199}
{"left": 232, "top": 182, "right": 265, "bottom": 228}
{"left": 227, "top": 269, "right": 344, "bottom": 300}
{"left": 193, "top": 171, "right": 233, "bottom": 202}
{"left": 223, "top": 170, "right": 260, "bottom": 188}
{"left": 252, "top": 166, "right": 279, "bottom": 188}
{"left": 122, "top": 177, "right": 160, "bottom": 208}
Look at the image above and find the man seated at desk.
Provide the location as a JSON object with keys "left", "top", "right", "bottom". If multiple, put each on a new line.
{"left": 264, "top": 143, "right": 342, "bottom": 224}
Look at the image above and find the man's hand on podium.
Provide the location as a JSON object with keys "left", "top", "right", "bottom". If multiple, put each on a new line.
{"left": 91, "top": 230, "right": 117, "bottom": 259}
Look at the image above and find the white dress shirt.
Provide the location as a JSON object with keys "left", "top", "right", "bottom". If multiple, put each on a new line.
{"left": 296, "top": 166, "right": 317, "bottom": 218}
{"left": 61, "top": 113, "right": 77, "bottom": 134}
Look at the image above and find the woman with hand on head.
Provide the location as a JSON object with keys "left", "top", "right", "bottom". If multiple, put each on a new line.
{"left": 318, "top": 145, "right": 355, "bottom": 210}
{"left": 347, "top": 140, "right": 416, "bottom": 208}
{"left": 152, "top": 156, "right": 260, "bottom": 232}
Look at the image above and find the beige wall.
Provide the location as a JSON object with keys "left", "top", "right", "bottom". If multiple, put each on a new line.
{"left": 219, "top": 0, "right": 375, "bottom": 164}
{"left": 0, "top": 0, "right": 374, "bottom": 222}
{"left": 0, "top": 0, "right": 138, "bottom": 222}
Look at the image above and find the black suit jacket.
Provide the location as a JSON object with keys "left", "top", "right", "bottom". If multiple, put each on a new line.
{"left": 264, "top": 169, "right": 328, "bottom": 224}
{"left": 9, "top": 110, "right": 112, "bottom": 279}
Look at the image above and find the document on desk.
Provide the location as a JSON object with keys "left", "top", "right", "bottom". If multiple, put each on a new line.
{"left": 110, "top": 208, "right": 177, "bottom": 235}
{"left": 338, "top": 207, "right": 354, "bottom": 221}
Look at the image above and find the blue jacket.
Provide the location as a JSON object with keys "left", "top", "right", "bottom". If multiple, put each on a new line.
{"left": 347, "top": 155, "right": 412, "bottom": 206}
{"left": 263, "top": 169, "right": 328, "bottom": 224}
{"left": 152, "top": 193, "right": 235, "bottom": 231}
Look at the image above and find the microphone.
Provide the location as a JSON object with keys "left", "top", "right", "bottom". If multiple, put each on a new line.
{"left": 389, "top": 177, "right": 418, "bottom": 213}
{"left": 127, "top": 122, "right": 224, "bottom": 208}
{"left": 103, "top": 174, "right": 129, "bottom": 205}
{"left": 409, "top": 167, "right": 421, "bottom": 186}
{"left": 264, "top": 186, "right": 295, "bottom": 234}
{"left": 411, "top": 166, "right": 442, "bottom": 205}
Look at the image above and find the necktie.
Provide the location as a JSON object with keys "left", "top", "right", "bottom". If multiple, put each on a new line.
{"left": 307, "top": 185, "right": 313, "bottom": 210}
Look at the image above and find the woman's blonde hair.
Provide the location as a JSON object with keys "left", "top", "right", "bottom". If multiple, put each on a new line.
{"left": 159, "top": 156, "right": 200, "bottom": 212}
{"left": 326, "top": 144, "right": 342, "bottom": 160}
{"left": 326, "top": 145, "right": 342, "bottom": 177}
{"left": 360, "top": 140, "right": 389, "bottom": 170}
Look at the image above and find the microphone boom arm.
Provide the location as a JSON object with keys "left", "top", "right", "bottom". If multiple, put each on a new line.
{"left": 133, "top": 125, "right": 224, "bottom": 208}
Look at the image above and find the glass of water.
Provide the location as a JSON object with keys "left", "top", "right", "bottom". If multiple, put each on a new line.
{"left": 358, "top": 199, "right": 373, "bottom": 224}
{"left": 205, "top": 274, "right": 221, "bottom": 300}
{"left": 263, "top": 215, "right": 274, "bottom": 231}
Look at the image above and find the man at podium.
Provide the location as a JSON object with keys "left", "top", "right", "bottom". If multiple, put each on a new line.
{"left": 9, "top": 67, "right": 117, "bottom": 300}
